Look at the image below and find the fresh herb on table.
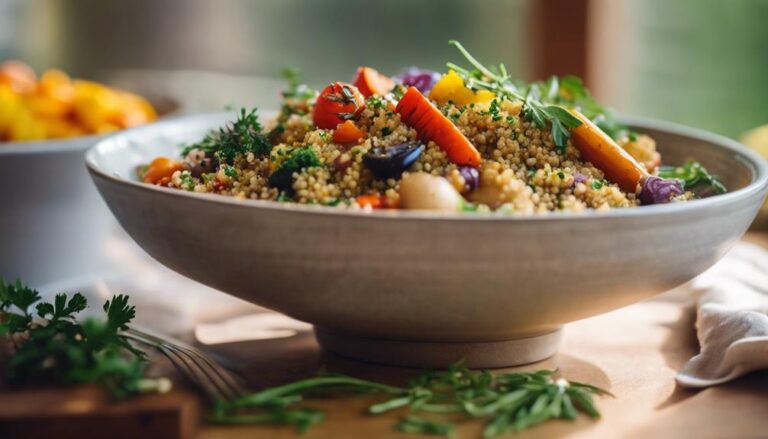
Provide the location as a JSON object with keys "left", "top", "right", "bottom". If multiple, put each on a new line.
{"left": 396, "top": 415, "right": 456, "bottom": 437}
{"left": 182, "top": 107, "right": 272, "bottom": 164}
{"left": 657, "top": 161, "right": 726, "bottom": 198}
{"left": 0, "top": 279, "right": 164, "bottom": 399}
{"left": 210, "top": 363, "right": 610, "bottom": 437}
{"left": 445, "top": 40, "right": 583, "bottom": 152}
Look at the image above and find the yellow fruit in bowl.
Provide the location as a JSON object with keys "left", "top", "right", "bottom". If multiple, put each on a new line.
{"left": 0, "top": 61, "right": 159, "bottom": 142}
{"left": 741, "top": 125, "right": 768, "bottom": 219}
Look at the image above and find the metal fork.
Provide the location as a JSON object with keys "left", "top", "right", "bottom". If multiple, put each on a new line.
{"left": 124, "top": 327, "right": 249, "bottom": 402}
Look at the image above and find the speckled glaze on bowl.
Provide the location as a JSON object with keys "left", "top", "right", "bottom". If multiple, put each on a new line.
{"left": 86, "top": 113, "right": 768, "bottom": 368}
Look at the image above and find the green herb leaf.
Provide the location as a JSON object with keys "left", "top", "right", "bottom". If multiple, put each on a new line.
{"left": 447, "top": 41, "right": 594, "bottom": 151}
{"left": 0, "top": 278, "right": 150, "bottom": 399}
{"left": 182, "top": 108, "right": 272, "bottom": 164}
{"left": 396, "top": 415, "right": 455, "bottom": 437}
{"left": 657, "top": 161, "right": 726, "bottom": 197}
{"left": 211, "top": 362, "right": 608, "bottom": 435}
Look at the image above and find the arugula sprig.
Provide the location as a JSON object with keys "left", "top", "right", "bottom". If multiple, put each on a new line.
{"left": 446, "top": 40, "right": 583, "bottom": 152}
{"left": 0, "top": 279, "right": 162, "bottom": 399}
{"left": 210, "top": 362, "right": 609, "bottom": 437}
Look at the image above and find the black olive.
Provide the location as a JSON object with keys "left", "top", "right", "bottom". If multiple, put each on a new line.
{"left": 363, "top": 142, "right": 424, "bottom": 179}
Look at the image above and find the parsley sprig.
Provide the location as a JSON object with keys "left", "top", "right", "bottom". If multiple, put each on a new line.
{"left": 446, "top": 40, "right": 583, "bottom": 152}
{"left": 210, "top": 363, "right": 609, "bottom": 437}
{"left": 0, "top": 279, "right": 163, "bottom": 399}
{"left": 182, "top": 108, "right": 272, "bottom": 164}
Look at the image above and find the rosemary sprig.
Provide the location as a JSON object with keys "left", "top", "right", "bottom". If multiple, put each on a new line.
{"left": 209, "top": 363, "right": 610, "bottom": 437}
{"left": 396, "top": 415, "right": 456, "bottom": 437}
{"left": 446, "top": 40, "right": 583, "bottom": 152}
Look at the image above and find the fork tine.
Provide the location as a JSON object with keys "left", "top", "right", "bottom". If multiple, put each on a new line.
{"left": 163, "top": 344, "right": 241, "bottom": 401}
{"left": 124, "top": 330, "right": 228, "bottom": 401}
{"left": 171, "top": 344, "right": 248, "bottom": 396}
{"left": 160, "top": 344, "right": 227, "bottom": 401}
{"left": 124, "top": 328, "right": 248, "bottom": 401}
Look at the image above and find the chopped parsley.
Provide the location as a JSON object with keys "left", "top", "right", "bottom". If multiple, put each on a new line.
{"left": 223, "top": 165, "right": 238, "bottom": 179}
{"left": 179, "top": 171, "right": 196, "bottom": 191}
{"left": 489, "top": 98, "right": 502, "bottom": 121}
{"left": 381, "top": 127, "right": 392, "bottom": 136}
{"left": 366, "top": 95, "right": 385, "bottom": 109}
{"left": 591, "top": 179, "right": 606, "bottom": 190}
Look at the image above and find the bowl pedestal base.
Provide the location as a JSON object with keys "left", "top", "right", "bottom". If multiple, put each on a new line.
{"left": 314, "top": 327, "right": 563, "bottom": 368}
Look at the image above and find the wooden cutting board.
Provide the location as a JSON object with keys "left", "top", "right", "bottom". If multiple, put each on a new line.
{"left": 0, "top": 368, "right": 203, "bottom": 439}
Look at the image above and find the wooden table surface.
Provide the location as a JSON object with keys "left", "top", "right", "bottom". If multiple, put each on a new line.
{"left": 195, "top": 233, "right": 768, "bottom": 439}
{"left": 3, "top": 234, "right": 765, "bottom": 438}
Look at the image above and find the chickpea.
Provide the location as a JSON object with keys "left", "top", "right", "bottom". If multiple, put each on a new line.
{"left": 399, "top": 172, "right": 463, "bottom": 212}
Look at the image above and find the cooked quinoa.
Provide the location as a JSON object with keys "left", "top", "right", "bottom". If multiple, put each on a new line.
{"left": 142, "top": 44, "right": 724, "bottom": 212}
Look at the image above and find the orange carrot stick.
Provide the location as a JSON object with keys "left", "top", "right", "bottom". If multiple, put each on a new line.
{"left": 569, "top": 109, "right": 648, "bottom": 192}
{"left": 395, "top": 87, "right": 481, "bottom": 167}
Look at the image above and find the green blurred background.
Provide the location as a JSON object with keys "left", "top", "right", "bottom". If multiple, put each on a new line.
{"left": 2, "top": 0, "right": 767, "bottom": 138}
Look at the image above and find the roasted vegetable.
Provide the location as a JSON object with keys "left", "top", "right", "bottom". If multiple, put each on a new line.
{"left": 428, "top": 69, "right": 495, "bottom": 106}
{"left": 363, "top": 141, "right": 424, "bottom": 179}
{"left": 395, "top": 67, "right": 441, "bottom": 94}
{"left": 313, "top": 82, "right": 365, "bottom": 129}
{"left": 332, "top": 120, "right": 365, "bottom": 145}
{"left": 399, "top": 172, "right": 464, "bottom": 212}
{"left": 639, "top": 176, "right": 684, "bottom": 204}
{"left": 143, "top": 157, "right": 184, "bottom": 185}
{"left": 457, "top": 165, "right": 480, "bottom": 193}
{"left": 352, "top": 67, "right": 394, "bottom": 97}
{"left": 569, "top": 109, "right": 647, "bottom": 193}
{"left": 396, "top": 86, "right": 481, "bottom": 167}
{"left": 356, "top": 193, "right": 399, "bottom": 209}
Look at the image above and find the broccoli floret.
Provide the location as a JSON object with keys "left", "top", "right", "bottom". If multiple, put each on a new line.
{"left": 268, "top": 146, "right": 322, "bottom": 193}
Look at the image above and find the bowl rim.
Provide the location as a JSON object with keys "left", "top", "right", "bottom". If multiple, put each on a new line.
{"left": 85, "top": 112, "right": 768, "bottom": 223}
{"left": 0, "top": 133, "right": 105, "bottom": 155}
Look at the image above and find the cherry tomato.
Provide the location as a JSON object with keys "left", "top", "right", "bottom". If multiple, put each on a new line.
{"left": 313, "top": 82, "right": 365, "bottom": 130}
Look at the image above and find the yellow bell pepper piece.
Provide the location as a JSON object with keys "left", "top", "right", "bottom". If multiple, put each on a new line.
{"left": 428, "top": 70, "right": 495, "bottom": 106}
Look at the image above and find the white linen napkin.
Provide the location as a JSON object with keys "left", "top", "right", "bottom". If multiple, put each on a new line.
{"left": 676, "top": 241, "right": 768, "bottom": 387}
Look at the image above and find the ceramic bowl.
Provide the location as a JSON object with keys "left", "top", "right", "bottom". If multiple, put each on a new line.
{"left": 0, "top": 95, "right": 177, "bottom": 288}
{"left": 86, "top": 113, "right": 768, "bottom": 368}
